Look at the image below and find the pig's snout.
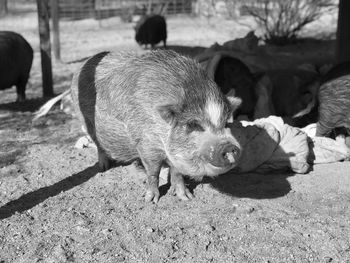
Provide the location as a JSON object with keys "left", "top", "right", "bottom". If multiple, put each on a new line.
{"left": 204, "top": 142, "right": 240, "bottom": 168}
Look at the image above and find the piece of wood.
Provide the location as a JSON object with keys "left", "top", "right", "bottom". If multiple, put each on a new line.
{"left": 50, "top": 0, "right": 61, "bottom": 61}
{"left": 36, "top": 0, "right": 54, "bottom": 97}
{"left": 336, "top": 0, "right": 350, "bottom": 63}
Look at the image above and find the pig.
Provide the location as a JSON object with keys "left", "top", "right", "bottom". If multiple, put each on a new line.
{"left": 222, "top": 31, "right": 259, "bottom": 53}
{"left": 135, "top": 14, "right": 167, "bottom": 49}
{"left": 0, "top": 31, "right": 33, "bottom": 102}
{"left": 293, "top": 62, "right": 350, "bottom": 129}
{"left": 316, "top": 75, "right": 350, "bottom": 137}
{"left": 321, "top": 61, "right": 350, "bottom": 84}
{"left": 262, "top": 69, "right": 320, "bottom": 121}
{"left": 70, "top": 50, "right": 242, "bottom": 203}
{"left": 213, "top": 56, "right": 256, "bottom": 119}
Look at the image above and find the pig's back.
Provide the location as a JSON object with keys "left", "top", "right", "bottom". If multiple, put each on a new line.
{"left": 71, "top": 52, "right": 140, "bottom": 162}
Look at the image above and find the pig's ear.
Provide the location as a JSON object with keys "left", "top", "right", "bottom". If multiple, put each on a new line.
{"left": 157, "top": 104, "right": 179, "bottom": 124}
{"left": 227, "top": 96, "right": 242, "bottom": 112}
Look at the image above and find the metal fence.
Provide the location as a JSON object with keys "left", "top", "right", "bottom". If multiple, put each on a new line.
{"left": 4, "top": 0, "right": 194, "bottom": 20}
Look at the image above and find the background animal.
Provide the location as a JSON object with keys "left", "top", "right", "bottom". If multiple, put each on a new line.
{"left": 0, "top": 31, "right": 33, "bottom": 102}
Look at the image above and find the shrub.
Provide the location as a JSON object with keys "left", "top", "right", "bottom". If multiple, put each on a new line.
{"left": 227, "top": 0, "right": 337, "bottom": 45}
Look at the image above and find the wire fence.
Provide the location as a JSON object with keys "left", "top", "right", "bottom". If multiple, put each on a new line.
{"left": 4, "top": 0, "right": 194, "bottom": 21}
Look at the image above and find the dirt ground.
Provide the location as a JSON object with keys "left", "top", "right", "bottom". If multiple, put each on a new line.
{"left": 1, "top": 10, "right": 350, "bottom": 263}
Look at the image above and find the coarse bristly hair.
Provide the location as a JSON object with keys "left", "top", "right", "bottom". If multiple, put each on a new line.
{"left": 317, "top": 75, "right": 350, "bottom": 136}
{"left": 71, "top": 49, "right": 241, "bottom": 179}
{"left": 134, "top": 50, "right": 237, "bottom": 128}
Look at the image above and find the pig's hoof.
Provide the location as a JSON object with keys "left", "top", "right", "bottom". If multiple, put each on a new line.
{"left": 98, "top": 151, "right": 112, "bottom": 171}
{"left": 145, "top": 188, "right": 160, "bottom": 203}
{"left": 172, "top": 185, "right": 194, "bottom": 201}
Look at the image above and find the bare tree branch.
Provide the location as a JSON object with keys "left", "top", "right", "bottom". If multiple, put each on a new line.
{"left": 226, "top": 0, "right": 337, "bottom": 45}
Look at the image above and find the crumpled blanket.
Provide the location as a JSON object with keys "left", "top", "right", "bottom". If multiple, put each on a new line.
{"left": 229, "top": 116, "right": 350, "bottom": 174}
{"left": 74, "top": 116, "right": 350, "bottom": 175}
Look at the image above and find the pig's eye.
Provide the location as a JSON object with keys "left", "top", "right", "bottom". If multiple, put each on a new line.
{"left": 186, "top": 121, "right": 204, "bottom": 133}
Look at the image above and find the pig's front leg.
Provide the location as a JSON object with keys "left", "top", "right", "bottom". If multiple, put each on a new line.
{"left": 138, "top": 148, "right": 163, "bottom": 203}
{"left": 170, "top": 166, "right": 194, "bottom": 201}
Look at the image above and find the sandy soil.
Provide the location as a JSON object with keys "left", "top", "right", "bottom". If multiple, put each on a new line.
{"left": 1, "top": 11, "right": 350, "bottom": 263}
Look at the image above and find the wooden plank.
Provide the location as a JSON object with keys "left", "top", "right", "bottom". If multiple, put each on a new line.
{"left": 336, "top": 0, "right": 350, "bottom": 63}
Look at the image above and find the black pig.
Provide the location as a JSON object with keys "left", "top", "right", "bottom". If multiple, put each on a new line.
{"left": 321, "top": 60, "right": 350, "bottom": 84}
{"left": 0, "top": 31, "right": 33, "bottom": 102}
{"left": 135, "top": 14, "right": 167, "bottom": 48}
{"left": 213, "top": 56, "right": 256, "bottom": 119}
{"left": 71, "top": 50, "right": 242, "bottom": 203}
{"left": 263, "top": 69, "right": 320, "bottom": 122}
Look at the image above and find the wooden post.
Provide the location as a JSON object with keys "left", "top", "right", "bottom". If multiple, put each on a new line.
{"left": 0, "top": 0, "right": 8, "bottom": 17}
{"left": 147, "top": 0, "right": 152, "bottom": 14}
{"left": 36, "top": 0, "right": 54, "bottom": 97}
{"left": 50, "top": 0, "right": 61, "bottom": 61}
{"left": 336, "top": 0, "right": 350, "bottom": 63}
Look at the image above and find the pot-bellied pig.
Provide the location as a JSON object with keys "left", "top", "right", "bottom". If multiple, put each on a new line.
{"left": 293, "top": 62, "right": 350, "bottom": 134}
{"left": 0, "top": 31, "right": 33, "bottom": 102}
{"left": 135, "top": 14, "right": 167, "bottom": 49}
{"left": 321, "top": 60, "right": 350, "bottom": 84}
{"left": 71, "top": 50, "right": 242, "bottom": 203}
{"left": 316, "top": 74, "right": 350, "bottom": 137}
{"left": 213, "top": 56, "right": 257, "bottom": 119}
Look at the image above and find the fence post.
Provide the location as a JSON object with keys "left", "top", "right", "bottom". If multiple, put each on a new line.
{"left": 336, "top": 0, "right": 350, "bottom": 63}
{"left": 50, "top": 0, "right": 61, "bottom": 61}
{"left": 36, "top": 0, "right": 54, "bottom": 97}
{"left": 0, "top": 0, "right": 8, "bottom": 17}
{"left": 147, "top": 0, "right": 152, "bottom": 14}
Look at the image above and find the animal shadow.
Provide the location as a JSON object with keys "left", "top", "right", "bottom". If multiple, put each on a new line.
{"left": 195, "top": 123, "right": 311, "bottom": 199}
{"left": 0, "top": 164, "right": 100, "bottom": 220}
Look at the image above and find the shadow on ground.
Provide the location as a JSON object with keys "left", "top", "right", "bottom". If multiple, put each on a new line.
{"left": 197, "top": 122, "right": 303, "bottom": 199}
{"left": 206, "top": 172, "right": 293, "bottom": 199}
{"left": 0, "top": 107, "right": 71, "bottom": 132}
{"left": 0, "top": 164, "right": 100, "bottom": 219}
{"left": 0, "top": 98, "right": 50, "bottom": 113}
{"left": 0, "top": 107, "right": 75, "bottom": 168}
{"left": 157, "top": 170, "right": 293, "bottom": 201}
{"left": 0, "top": 140, "right": 32, "bottom": 169}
